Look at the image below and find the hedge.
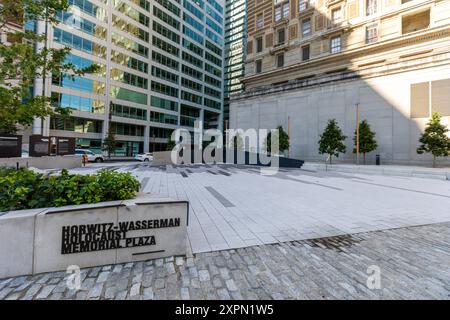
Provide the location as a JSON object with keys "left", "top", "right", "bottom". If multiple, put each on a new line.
{"left": 0, "top": 167, "right": 140, "bottom": 211}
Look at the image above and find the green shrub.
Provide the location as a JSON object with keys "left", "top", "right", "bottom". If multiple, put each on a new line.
{"left": 0, "top": 168, "right": 140, "bottom": 212}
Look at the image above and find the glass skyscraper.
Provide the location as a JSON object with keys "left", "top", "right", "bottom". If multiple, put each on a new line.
{"left": 223, "top": 0, "right": 247, "bottom": 127}
{"left": 30, "top": 0, "right": 225, "bottom": 155}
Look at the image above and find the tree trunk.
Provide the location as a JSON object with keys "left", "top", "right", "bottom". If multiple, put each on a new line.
{"left": 363, "top": 153, "right": 366, "bottom": 165}
{"left": 329, "top": 155, "right": 332, "bottom": 165}
{"left": 433, "top": 155, "right": 436, "bottom": 168}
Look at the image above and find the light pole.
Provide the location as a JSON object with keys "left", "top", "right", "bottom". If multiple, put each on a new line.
{"left": 356, "top": 103, "right": 360, "bottom": 165}
{"left": 287, "top": 116, "right": 291, "bottom": 158}
{"left": 225, "top": 119, "right": 229, "bottom": 148}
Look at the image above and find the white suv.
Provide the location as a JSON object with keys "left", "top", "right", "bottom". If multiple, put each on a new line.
{"left": 135, "top": 152, "right": 153, "bottom": 162}
{"left": 75, "top": 149, "right": 105, "bottom": 163}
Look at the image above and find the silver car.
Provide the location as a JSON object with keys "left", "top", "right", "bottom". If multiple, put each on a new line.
{"left": 134, "top": 152, "right": 153, "bottom": 162}
{"left": 75, "top": 149, "right": 105, "bottom": 163}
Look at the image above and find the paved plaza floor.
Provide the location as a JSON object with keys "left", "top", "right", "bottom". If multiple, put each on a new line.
{"left": 75, "top": 163, "right": 450, "bottom": 254}
{"left": 1, "top": 163, "right": 448, "bottom": 300}
{"left": 0, "top": 222, "right": 448, "bottom": 300}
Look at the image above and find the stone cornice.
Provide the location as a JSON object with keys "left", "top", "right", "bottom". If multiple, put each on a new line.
{"left": 233, "top": 28, "right": 450, "bottom": 102}
{"left": 241, "top": 24, "right": 450, "bottom": 84}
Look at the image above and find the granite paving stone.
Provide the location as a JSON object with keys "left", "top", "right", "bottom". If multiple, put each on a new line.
{"left": 1, "top": 223, "right": 448, "bottom": 300}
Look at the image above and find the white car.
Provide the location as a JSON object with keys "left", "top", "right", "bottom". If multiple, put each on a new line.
{"left": 135, "top": 152, "right": 153, "bottom": 162}
{"left": 75, "top": 149, "right": 105, "bottom": 163}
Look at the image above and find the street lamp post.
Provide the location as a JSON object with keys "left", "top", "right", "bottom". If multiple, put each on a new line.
{"left": 287, "top": 116, "right": 291, "bottom": 158}
{"left": 356, "top": 103, "right": 360, "bottom": 165}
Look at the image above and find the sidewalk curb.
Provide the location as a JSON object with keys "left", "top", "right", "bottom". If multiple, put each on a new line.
{"left": 301, "top": 163, "right": 450, "bottom": 181}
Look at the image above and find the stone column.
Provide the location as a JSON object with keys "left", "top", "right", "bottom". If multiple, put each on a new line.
{"left": 197, "top": 108, "right": 204, "bottom": 148}
{"left": 144, "top": 125, "right": 150, "bottom": 153}
{"left": 32, "top": 20, "right": 49, "bottom": 136}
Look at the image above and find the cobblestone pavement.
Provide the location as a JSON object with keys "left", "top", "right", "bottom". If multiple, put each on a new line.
{"left": 0, "top": 222, "right": 449, "bottom": 300}
{"left": 70, "top": 164, "right": 450, "bottom": 253}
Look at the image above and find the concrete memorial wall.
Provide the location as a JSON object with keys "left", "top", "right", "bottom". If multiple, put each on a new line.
{"left": 29, "top": 135, "right": 75, "bottom": 157}
{"left": 0, "top": 195, "right": 189, "bottom": 278}
{"left": 0, "top": 155, "right": 82, "bottom": 169}
{"left": 0, "top": 135, "right": 22, "bottom": 158}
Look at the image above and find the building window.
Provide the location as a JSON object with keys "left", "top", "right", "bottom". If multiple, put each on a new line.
{"left": 299, "top": 0, "right": 308, "bottom": 11}
{"left": 302, "top": 45, "right": 310, "bottom": 61}
{"left": 366, "top": 24, "right": 378, "bottom": 44}
{"left": 275, "top": 4, "right": 282, "bottom": 22}
{"left": 331, "top": 8, "right": 342, "bottom": 25}
{"left": 366, "top": 0, "right": 377, "bottom": 16}
{"left": 256, "top": 14, "right": 263, "bottom": 29}
{"left": 274, "top": 0, "right": 289, "bottom": 22}
{"left": 256, "top": 60, "right": 262, "bottom": 73}
{"left": 256, "top": 36, "right": 263, "bottom": 53}
{"left": 283, "top": 2, "right": 290, "bottom": 19}
{"left": 330, "top": 35, "right": 341, "bottom": 53}
{"left": 277, "top": 53, "right": 284, "bottom": 67}
{"left": 302, "top": 18, "right": 311, "bottom": 37}
{"left": 277, "top": 28, "right": 285, "bottom": 45}
{"left": 402, "top": 9, "right": 430, "bottom": 34}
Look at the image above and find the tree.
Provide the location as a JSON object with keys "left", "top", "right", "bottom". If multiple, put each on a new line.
{"left": 229, "top": 132, "right": 244, "bottom": 151}
{"left": 353, "top": 120, "right": 378, "bottom": 164}
{"left": 318, "top": 119, "right": 347, "bottom": 164}
{"left": 102, "top": 130, "right": 116, "bottom": 159}
{"left": 0, "top": 0, "right": 98, "bottom": 135}
{"left": 166, "top": 130, "right": 177, "bottom": 151}
{"left": 166, "top": 139, "right": 176, "bottom": 151}
{"left": 263, "top": 126, "right": 290, "bottom": 155}
{"left": 417, "top": 112, "right": 450, "bottom": 167}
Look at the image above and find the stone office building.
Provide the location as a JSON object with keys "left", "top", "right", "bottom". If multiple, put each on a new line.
{"left": 28, "top": 0, "right": 225, "bottom": 156}
{"left": 230, "top": 0, "right": 450, "bottom": 165}
{"left": 224, "top": 0, "right": 247, "bottom": 125}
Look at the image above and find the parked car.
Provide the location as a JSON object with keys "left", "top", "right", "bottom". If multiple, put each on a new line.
{"left": 134, "top": 152, "right": 153, "bottom": 162}
{"left": 75, "top": 149, "right": 104, "bottom": 163}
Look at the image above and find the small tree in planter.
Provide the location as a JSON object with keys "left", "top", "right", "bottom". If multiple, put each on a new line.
{"left": 102, "top": 129, "right": 116, "bottom": 159}
{"left": 229, "top": 132, "right": 244, "bottom": 151}
{"left": 417, "top": 112, "right": 450, "bottom": 168}
{"left": 166, "top": 130, "right": 178, "bottom": 151}
{"left": 263, "top": 126, "right": 290, "bottom": 155}
{"left": 318, "top": 119, "right": 347, "bottom": 164}
{"left": 353, "top": 120, "right": 378, "bottom": 164}
{"left": 166, "top": 139, "right": 176, "bottom": 151}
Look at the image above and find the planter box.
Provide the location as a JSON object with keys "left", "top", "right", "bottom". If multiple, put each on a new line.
{"left": 0, "top": 195, "right": 189, "bottom": 279}
{"left": 0, "top": 155, "right": 82, "bottom": 169}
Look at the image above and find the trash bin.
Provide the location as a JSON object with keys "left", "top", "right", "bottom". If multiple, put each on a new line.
{"left": 376, "top": 154, "right": 380, "bottom": 165}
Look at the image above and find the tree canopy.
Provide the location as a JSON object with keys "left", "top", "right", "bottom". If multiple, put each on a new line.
{"left": 417, "top": 112, "right": 450, "bottom": 167}
{"left": 318, "top": 119, "right": 347, "bottom": 164}
{"left": 102, "top": 129, "right": 116, "bottom": 158}
{"left": 0, "top": 0, "right": 98, "bottom": 134}
{"left": 353, "top": 120, "right": 378, "bottom": 164}
{"left": 264, "top": 126, "right": 290, "bottom": 155}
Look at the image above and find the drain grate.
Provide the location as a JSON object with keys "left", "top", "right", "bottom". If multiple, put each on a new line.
{"left": 303, "top": 234, "right": 361, "bottom": 252}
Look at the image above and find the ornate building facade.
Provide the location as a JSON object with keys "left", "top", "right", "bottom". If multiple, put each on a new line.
{"left": 230, "top": 0, "right": 450, "bottom": 165}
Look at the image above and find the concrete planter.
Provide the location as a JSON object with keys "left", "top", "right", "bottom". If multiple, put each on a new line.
{"left": 0, "top": 195, "right": 189, "bottom": 279}
{"left": 301, "top": 162, "right": 450, "bottom": 180}
{"left": 0, "top": 155, "right": 82, "bottom": 169}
